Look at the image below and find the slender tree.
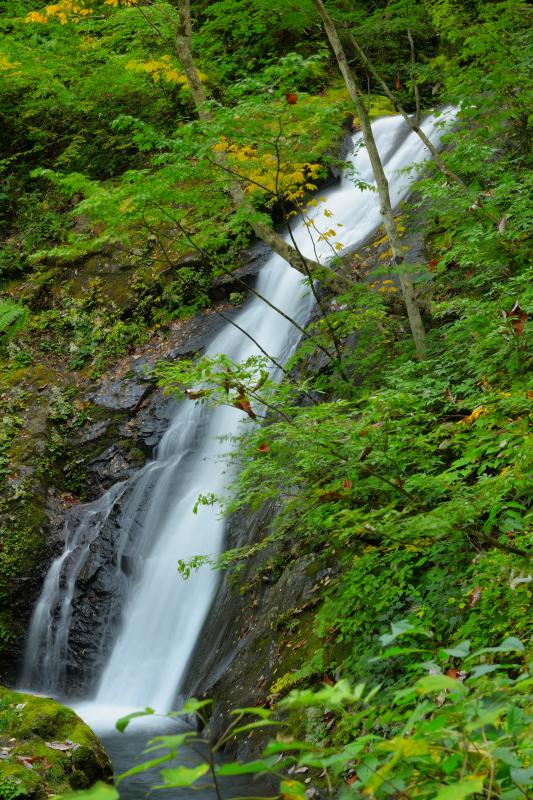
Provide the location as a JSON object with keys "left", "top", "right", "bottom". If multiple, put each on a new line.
{"left": 311, "top": 0, "right": 427, "bottom": 359}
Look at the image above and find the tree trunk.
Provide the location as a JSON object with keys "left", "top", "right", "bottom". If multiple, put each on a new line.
{"left": 174, "top": 0, "right": 346, "bottom": 291}
{"left": 312, "top": 0, "right": 427, "bottom": 359}
{"left": 346, "top": 32, "right": 469, "bottom": 193}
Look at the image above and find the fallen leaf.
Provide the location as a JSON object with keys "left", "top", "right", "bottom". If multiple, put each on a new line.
{"left": 343, "top": 477, "right": 352, "bottom": 490}
{"left": 285, "top": 92, "right": 298, "bottom": 105}
{"left": 257, "top": 443, "right": 270, "bottom": 452}
{"left": 45, "top": 741, "right": 76, "bottom": 751}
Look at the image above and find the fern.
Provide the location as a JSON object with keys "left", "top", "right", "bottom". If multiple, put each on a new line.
{"left": 0, "top": 299, "right": 28, "bottom": 338}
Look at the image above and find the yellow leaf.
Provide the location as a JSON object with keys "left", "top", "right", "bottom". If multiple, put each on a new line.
{"left": 459, "top": 406, "right": 486, "bottom": 425}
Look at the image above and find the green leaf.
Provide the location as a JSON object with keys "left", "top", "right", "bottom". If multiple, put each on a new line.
{"left": 442, "top": 641, "right": 471, "bottom": 658}
{"left": 281, "top": 680, "right": 366, "bottom": 709}
{"left": 144, "top": 732, "right": 195, "bottom": 755}
{"left": 116, "top": 753, "right": 174, "bottom": 784}
{"left": 216, "top": 757, "right": 278, "bottom": 775}
{"left": 370, "top": 646, "right": 431, "bottom": 661}
{"left": 232, "top": 720, "right": 280, "bottom": 735}
{"left": 232, "top": 706, "right": 272, "bottom": 719}
{"left": 379, "top": 619, "right": 432, "bottom": 647}
{"left": 510, "top": 765, "right": 533, "bottom": 785}
{"left": 262, "top": 740, "right": 312, "bottom": 755}
{"left": 115, "top": 707, "right": 154, "bottom": 732}
{"left": 467, "top": 663, "right": 501, "bottom": 680}
{"left": 415, "top": 675, "right": 468, "bottom": 695}
{"left": 470, "top": 637, "right": 524, "bottom": 659}
{"left": 279, "top": 779, "right": 306, "bottom": 800}
{"left": 492, "top": 748, "right": 522, "bottom": 768}
{"left": 60, "top": 783, "right": 119, "bottom": 799}
{"left": 167, "top": 698, "right": 212, "bottom": 716}
{"left": 434, "top": 776, "right": 484, "bottom": 800}
{"left": 154, "top": 763, "right": 210, "bottom": 788}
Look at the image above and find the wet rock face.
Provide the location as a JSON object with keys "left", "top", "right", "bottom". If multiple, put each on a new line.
{"left": 86, "top": 376, "right": 152, "bottom": 412}
{"left": 1, "top": 304, "right": 227, "bottom": 687}
{"left": 181, "top": 505, "right": 333, "bottom": 759}
{"left": 6, "top": 234, "right": 279, "bottom": 686}
{"left": 57, "top": 496, "right": 130, "bottom": 696}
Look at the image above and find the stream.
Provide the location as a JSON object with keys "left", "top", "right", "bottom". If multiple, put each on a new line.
{"left": 20, "top": 111, "right": 452, "bottom": 792}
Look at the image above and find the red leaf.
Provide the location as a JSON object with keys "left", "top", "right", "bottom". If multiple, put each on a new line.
{"left": 343, "top": 478, "right": 352, "bottom": 490}
{"left": 446, "top": 668, "right": 459, "bottom": 679}
{"left": 233, "top": 397, "right": 257, "bottom": 419}
{"left": 257, "top": 443, "right": 270, "bottom": 452}
{"left": 318, "top": 491, "right": 343, "bottom": 502}
{"left": 503, "top": 301, "right": 528, "bottom": 337}
{"left": 285, "top": 92, "right": 298, "bottom": 105}
{"left": 428, "top": 258, "right": 439, "bottom": 271}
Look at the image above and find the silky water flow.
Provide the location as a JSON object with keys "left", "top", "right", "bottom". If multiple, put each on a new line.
{"left": 21, "top": 112, "right": 452, "bottom": 735}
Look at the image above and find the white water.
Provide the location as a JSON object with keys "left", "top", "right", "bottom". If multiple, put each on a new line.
{"left": 22, "top": 111, "right": 452, "bottom": 732}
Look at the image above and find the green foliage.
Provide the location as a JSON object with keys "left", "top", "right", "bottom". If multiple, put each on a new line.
{"left": 0, "top": 299, "right": 27, "bottom": 339}
{"left": 1, "top": 3, "right": 531, "bottom": 797}
{"left": 95, "top": 632, "right": 531, "bottom": 800}
{"left": 0, "top": 775, "right": 28, "bottom": 799}
{"left": 57, "top": 783, "right": 118, "bottom": 799}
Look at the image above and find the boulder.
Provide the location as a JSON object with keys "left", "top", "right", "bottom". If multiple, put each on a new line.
{"left": 0, "top": 686, "right": 112, "bottom": 798}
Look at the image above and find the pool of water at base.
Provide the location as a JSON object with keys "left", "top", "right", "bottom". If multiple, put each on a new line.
{"left": 100, "top": 726, "right": 275, "bottom": 800}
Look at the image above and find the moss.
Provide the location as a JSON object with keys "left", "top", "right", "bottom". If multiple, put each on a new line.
{"left": 0, "top": 687, "right": 112, "bottom": 799}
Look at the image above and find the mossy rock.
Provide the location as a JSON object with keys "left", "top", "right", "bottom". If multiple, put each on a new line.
{"left": 0, "top": 687, "right": 112, "bottom": 798}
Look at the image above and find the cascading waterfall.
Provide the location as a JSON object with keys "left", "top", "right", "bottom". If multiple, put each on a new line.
{"left": 21, "top": 111, "right": 452, "bottom": 729}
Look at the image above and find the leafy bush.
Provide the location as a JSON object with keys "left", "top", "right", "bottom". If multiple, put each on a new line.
{"left": 70, "top": 631, "right": 531, "bottom": 800}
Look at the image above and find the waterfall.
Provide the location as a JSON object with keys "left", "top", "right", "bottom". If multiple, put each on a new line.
{"left": 21, "top": 111, "right": 452, "bottom": 729}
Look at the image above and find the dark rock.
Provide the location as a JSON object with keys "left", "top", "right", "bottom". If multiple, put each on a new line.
{"left": 209, "top": 241, "right": 269, "bottom": 300}
{"left": 180, "top": 502, "right": 329, "bottom": 759}
{"left": 89, "top": 445, "right": 134, "bottom": 489}
{"left": 78, "top": 420, "right": 110, "bottom": 444}
{"left": 86, "top": 376, "right": 152, "bottom": 412}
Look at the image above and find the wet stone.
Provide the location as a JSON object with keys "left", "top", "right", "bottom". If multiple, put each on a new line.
{"left": 86, "top": 377, "right": 152, "bottom": 412}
